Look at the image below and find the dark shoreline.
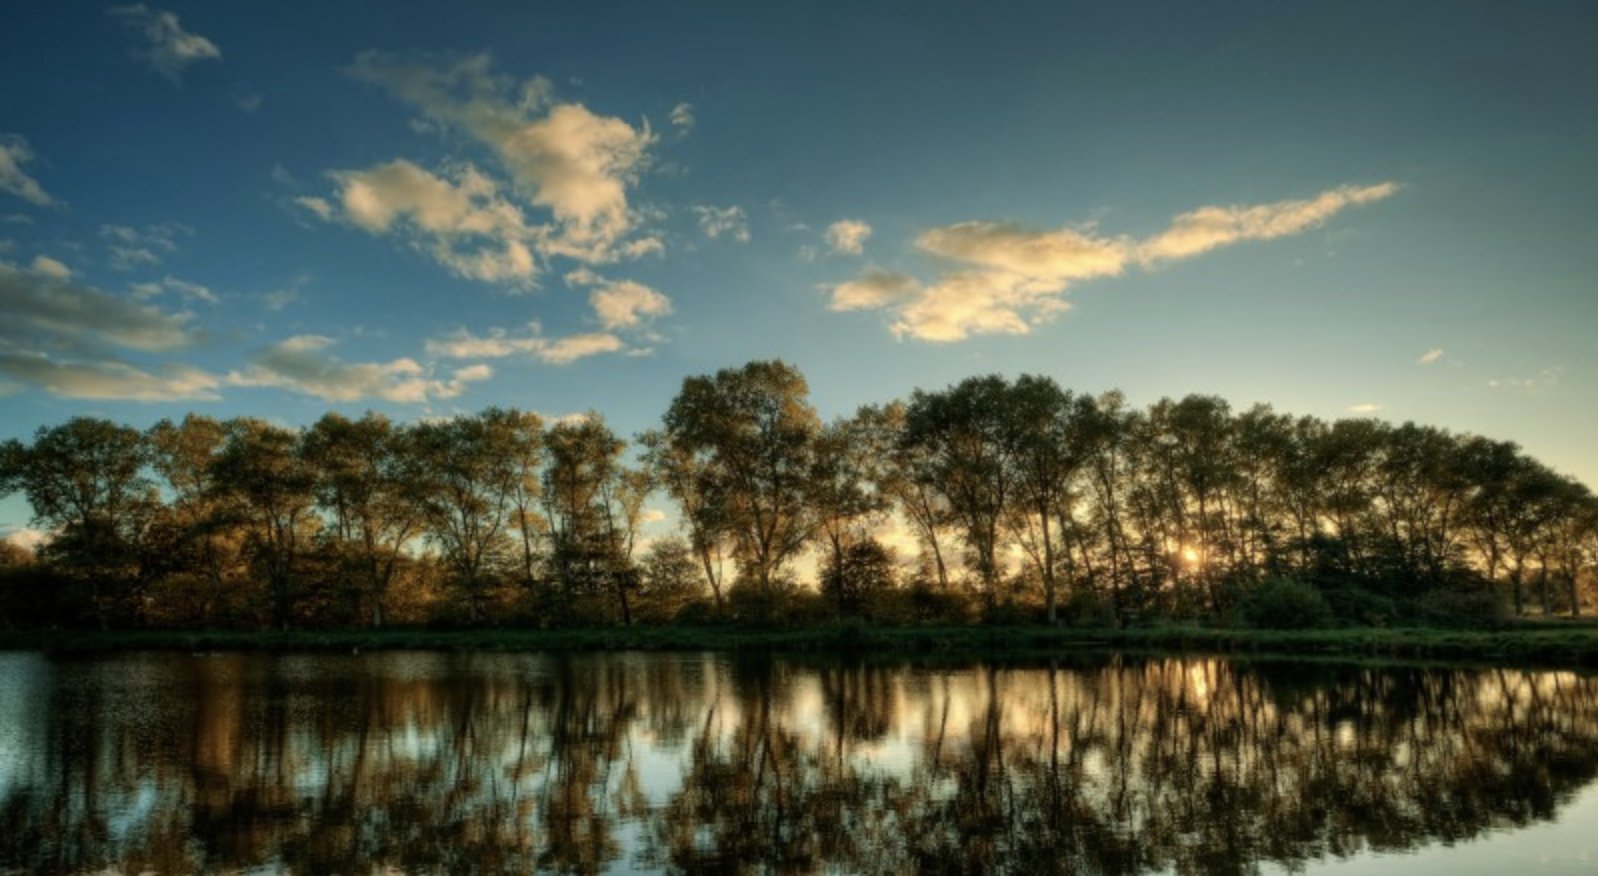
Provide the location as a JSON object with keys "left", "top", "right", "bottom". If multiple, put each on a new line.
{"left": 4, "top": 623, "right": 1597, "bottom": 668}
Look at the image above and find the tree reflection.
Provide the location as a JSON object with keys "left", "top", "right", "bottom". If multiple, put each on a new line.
{"left": 2, "top": 653, "right": 1597, "bottom": 875}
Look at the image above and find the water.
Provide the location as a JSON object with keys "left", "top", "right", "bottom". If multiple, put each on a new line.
{"left": 1, "top": 650, "right": 1595, "bottom": 875}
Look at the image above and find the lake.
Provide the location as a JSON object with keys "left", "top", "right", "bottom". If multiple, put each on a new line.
{"left": 1, "top": 650, "right": 1595, "bottom": 875}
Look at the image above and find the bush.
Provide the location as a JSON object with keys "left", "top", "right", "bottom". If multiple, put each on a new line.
{"left": 1322, "top": 585, "right": 1398, "bottom": 627}
{"left": 1236, "top": 578, "right": 1334, "bottom": 630}
{"left": 1416, "top": 582, "right": 1508, "bottom": 629}
{"left": 1059, "top": 587, "right": 1119, "bottom": 628}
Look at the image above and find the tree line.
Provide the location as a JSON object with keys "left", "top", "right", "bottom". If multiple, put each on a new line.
{"left": 1, "top": 359, "right": 1594, "bottom": 630}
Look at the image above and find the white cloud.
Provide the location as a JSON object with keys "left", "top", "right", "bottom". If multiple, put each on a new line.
{"left": 693, "top": 204, "right": 750, "bottom": 243}
{"left": 426, "top": 324, "right": 626, "bottom": 365}
{"left": 0, "top": 135, "right": 53, "bottom": 207}
{"left": 891, "top": 270, "right": 1072, "bottom": 342}
{"left": 917, "top": 222, "right": 1133, "bottom": 282}
{"left": 0, "top": 259, "right": 200, "bottom": 353}
{"left": 1418, "top": 348, "right": 1445, "bottom": 365}
{"left": 590, "top": 279, "right": 672, "bottom": 330}
{"left": 1137, "top": 183, "right": 1399, "bottom": 264}
{"left": 0, "top": 350, "right": 219, "bottom": 401}
{"left": 348, "top": 52, "right": 656, "bottom": 263}
{"left": 832, "top": 182, "right": 1400, "bottom": 342}
{"left": 669, "top": 102, "right": 695, "bottom": 134}
{"left": 824, "top": 219, "right": 872, "bottom": 255}
{"left": 227, "top": 335, "right": 491, "bottom": 403}
{"left": 1347, "top": 403, "right": 1382, "bottom": 414}
{"left": 826, "top": 268, "right": 921, "bottom": 312}
{"left": 107, "top": 5, "right": 221, "bottom": 84}
{"left": 29, "top": 255, "right": 72, "bottom": 280}
{"left": 317, "top": 159, "right": 538, "bottom": 284}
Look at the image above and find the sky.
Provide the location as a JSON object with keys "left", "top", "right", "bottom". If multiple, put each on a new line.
{"left": 2, "top": 1, "right": 1597, "bottom": 540}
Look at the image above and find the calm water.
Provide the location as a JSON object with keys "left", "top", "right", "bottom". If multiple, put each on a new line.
{"left": 1, "top": 651, "right": 1596, "bottom": 875}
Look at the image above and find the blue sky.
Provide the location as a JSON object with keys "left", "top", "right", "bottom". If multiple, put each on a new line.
{"left": 3, "top": 1, "right": 1596, "bottom": 539}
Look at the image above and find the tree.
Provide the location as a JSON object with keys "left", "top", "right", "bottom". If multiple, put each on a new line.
{"left": 635, "top": 536, "right": 703, "bottom": 624}
{"left": 901, "top": 376, "right": 1020, "bottom": 609}
{"left": 210, "top": 418, "right": 317, "bottom": 629}
{"left": 300, "top": 412, "right": 429, "bottom": 627}
{"left": 640, "top": 428, "right": 732, "bottom": 608}
{"left": 412, "top": 410, "right": 523, "bottom": 624}
{"left": 819, "top": 539, "right": 897, "bottom": 620}
{"left": 660, "top": 361, "right": 819, "bottom": 617}
{"left": 148, "top": 415, "right": 240, "bottom": 623}
{"left": 543, "top": 415, "right": 644, "bottom": 624}
{"left": 1004, "top": 376, "right": 1082, "bottom": 624}
{"left": 1, "top": 417, "right": 156, "bottom": 627}
{"left": 809, "top": 412, "right": 890, "bottom": 619}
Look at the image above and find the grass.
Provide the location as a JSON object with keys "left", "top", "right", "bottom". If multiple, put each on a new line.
{"left": 2, "top": 623, "right": 1597, "bottom": 667}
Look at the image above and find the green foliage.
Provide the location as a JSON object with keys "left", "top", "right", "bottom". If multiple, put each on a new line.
{"left": 1, "top": 360, "right": 1596, "bottom": 634}
{"left": 1236, "top": 578, "right": 1335, "bottom": 630}
{"left": 819, "top": 539, "right": 897, "bottom": 620}
{"left": 1416, "top": 581, "right": 1509, "bottom": 629}
{"left": 1059, "top": 587, "right": 1119, "bottom": 628}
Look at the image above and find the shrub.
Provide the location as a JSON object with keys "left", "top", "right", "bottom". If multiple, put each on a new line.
{"left": 1059, "top": 587, "right": 1118, "bottom": 628}
{"left": 1416, "top": 582, "right": 1508, "bottom": 629}
{"left": 1236, "top": 578, "right": 1334, "bottom": 630}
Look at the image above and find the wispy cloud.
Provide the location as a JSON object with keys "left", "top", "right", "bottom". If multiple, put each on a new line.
{"left": 693, "top": 204, "right": 750, "bottom": 243}
{"left": 100, "top": 222, "right": 188, "bottom": 270}
{"left": 129, "top": 275, "right": 217, "bottom": 304}
{"left": 426, "top": 324, "right": 626, "bottom": 364}
{"left": 0, "top": 350, "right": 219, "bottom": 401}
{"left": 825, "top": 219, "right": 872, "bottom": 255}
{"left": 0, "top": 258, "right": 212, "bottom": 401}
{"left": 227, "top": 335, "right": 491, "bottom": 403}
{"left": 1418, "top": 348, "right": 1445, "bottom": 365}
{"left": 828, "top": 182, "right": 1400, "bottom": 342}
{"left": 1347, "top": 403, "right": 1382, "bottom": 414}
{"left": 107, "top": 5, "right": 221, "bottom": 84}
{"left": 1137, "top": 183, "right": 1399, "bottom": 264}
{"left": 0, "top": 135, "right": 53, "bottom": 207}
{"left": 0, "top": 257, "right": 200, "bottom": 353}
{"left": 668, "top": 102, "right": 695, "bottom": 135}
{"left": 1487, "top": 367, "right": 1561, "bottom": 393}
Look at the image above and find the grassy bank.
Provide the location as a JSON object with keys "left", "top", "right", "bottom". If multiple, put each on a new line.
{"left": 2, "top": 623, "right": 1597, "bottom": 667}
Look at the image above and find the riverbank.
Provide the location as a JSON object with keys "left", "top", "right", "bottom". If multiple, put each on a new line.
{"left": 3, "top": 623, "right": 1597, "bottom": 666}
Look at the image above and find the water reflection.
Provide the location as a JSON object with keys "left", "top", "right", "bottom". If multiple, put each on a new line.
{"left": 1, "top": 652, "right": 1596, "bottom": 875}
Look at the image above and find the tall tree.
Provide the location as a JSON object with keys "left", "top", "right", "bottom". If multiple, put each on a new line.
{"left": 412, "top": 410, "right": 523, "bottom": 624}
{"left": 1004, "top": 376, "right": 1082, "bottom": 624}
{"left": 809, "top": 412, "right": 890, "bottom": 618}
{"left": 660, "top": 361, "right": 819, "bottom": 615}
{"left": 301, "top": 412, "right": 429, "bottom": 627}
{"left": 148, "top": 415, "right": 238, "bottom": 622}
{"left": 901, "top": 376, "right": 1020, "bottom": 608}
{"left": 210, "top": 418, "right": 316, "bottom": 629}
{"left": 1, "top": 417, "right": 156, "bottom": 626}
{"left": 640, "top": 428, "right": 732, "bottom": 608}
{"left": 543, "top": 415, "right": 647, "bottom": 624}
